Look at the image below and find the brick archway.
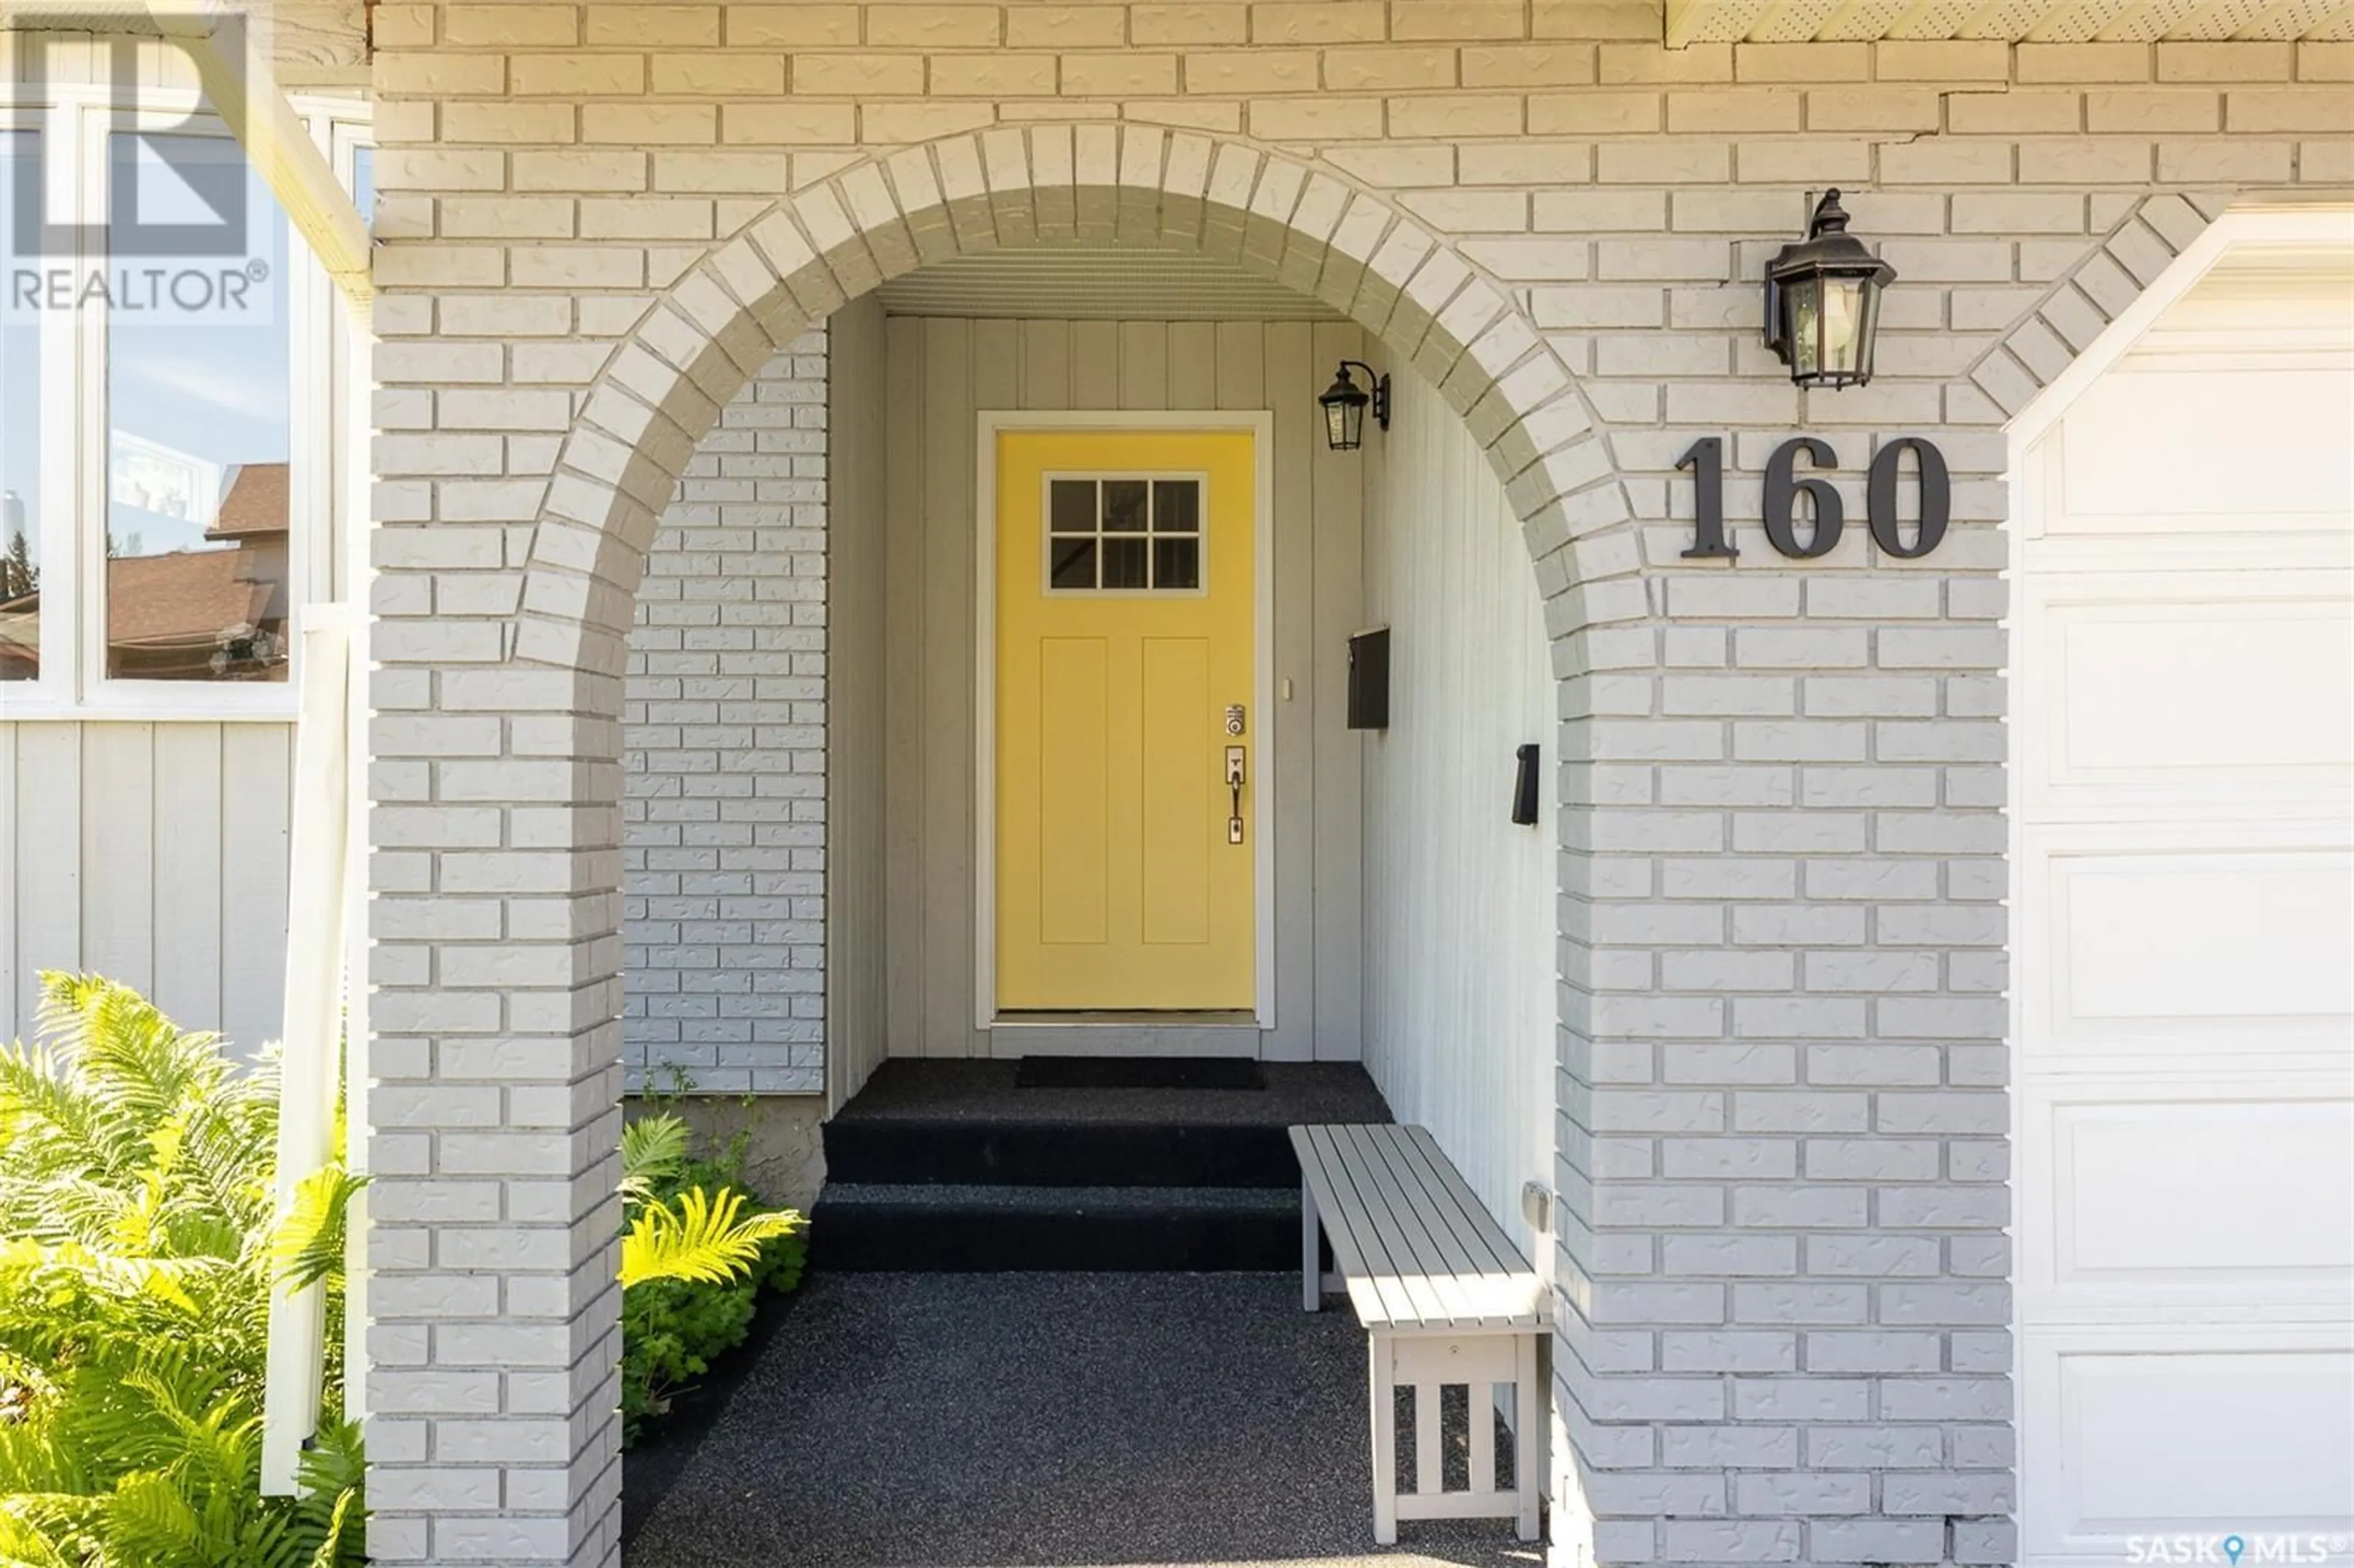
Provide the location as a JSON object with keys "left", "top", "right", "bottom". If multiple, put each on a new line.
{"left": 364, "top": 88, "right": 2296, "bottom": 1556}
{"left": 508, "top": 124, "right": 1639, "bottom": 679}
{"left": 368, "top": 122, "right": 1651, "bottom": 1568}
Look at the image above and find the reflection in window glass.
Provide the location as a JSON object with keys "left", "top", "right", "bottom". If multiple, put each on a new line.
{"left": 1050, "top": 538, "right": 1095, "bottom": 590}
{"left": 1152, "top": 538, "right": 1200, "bottom": 590}
{"left": 0, "top": 133, "right": 39, "bottom": 681}
{"left": 105, "top": 134, "right": 292, "bottom": 682}
{"left": 1050, "top": 479, "right": 1094, "bottom": 535}
{"left": 1152, "top": 480, "right": 1197, "bottom": 534}
{"left": 1102, "top": 537, "right": 1147, "bottom": 589}
{"left": 1102, "top": 479, "right": 1148, "bottom": 533}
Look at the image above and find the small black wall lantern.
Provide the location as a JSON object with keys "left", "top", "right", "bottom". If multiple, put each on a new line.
{"left": 1764, "top": 189, "right": 1897, "bottom": 390}
{"left": 1319, "top": 360, "right": 1390, "bottom": 450}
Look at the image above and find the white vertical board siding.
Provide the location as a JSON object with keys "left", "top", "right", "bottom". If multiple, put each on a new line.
{"left": 6, "top": 725, "right": 77, "bottom": 1033}
{"left": 1360, "top": 370, "right": 1557, "bottom": 1248}
{"left": 213, "top": 726, "right": 295, "bottom": 1054}
{"left": 0, "top": 721, "right": 292, "bottom": 1052}
{"left": 153, "top": 725, "right": 229, "bottom": 1033}
{"left": 881, "top": 314, "right": 929, "bottom": 1061}
{"left": 826, "top": 297, "right": 890, "bottom": 1110}
{"left": 871, "top": 316, "right": 1363, "bottom": 1060}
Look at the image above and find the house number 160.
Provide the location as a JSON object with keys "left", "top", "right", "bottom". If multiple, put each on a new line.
{"left": 1677, "top": 435, "right": 1951, "bottom": 561}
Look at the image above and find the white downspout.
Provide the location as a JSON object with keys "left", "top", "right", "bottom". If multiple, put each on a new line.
{"left": 261, "top": 605, "right": 353, "bottom": 1494}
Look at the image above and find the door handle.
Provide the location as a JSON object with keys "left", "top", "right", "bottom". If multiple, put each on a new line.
{"left": 1225, "top": 745, "right": 1246, "bottom": 844}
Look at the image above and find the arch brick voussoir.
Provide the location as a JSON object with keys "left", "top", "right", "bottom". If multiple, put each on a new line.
{"left": 1966, "top": 191, "right": 2223, "bottom": 421}
{"left": 507, "top": 123, "right": 1653, "bottom": 679}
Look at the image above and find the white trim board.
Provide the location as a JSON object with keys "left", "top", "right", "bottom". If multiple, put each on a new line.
{"left": 972, "top": 408, "right": 1279, "bottom": 1046}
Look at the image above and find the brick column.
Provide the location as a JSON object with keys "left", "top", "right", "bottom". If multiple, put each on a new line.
{"left": 365, "top": 656, "right": 630, "bottom": 1564}
{"left": 366, "top": 231, "right": 639, "bottom": 1558}
{"left": 1547, "top": 191, "right": 2222, "bottom": 1568}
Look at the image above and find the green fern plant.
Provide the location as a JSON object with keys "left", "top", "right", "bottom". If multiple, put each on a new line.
{"left": 0, "top": 973, "right": 364, "bottom": 1568}
{"left": 617, "top": 1114, "right": 690, "bottom": 1205}
{"left": 617, "top": 1113, "right": 802, "bottom": 1290}
{"left": 617, "top": 1113, "right": 806, "bottom": 1444}
{"left": 621, "top": 1186, "right": 800, "bottom": 1290}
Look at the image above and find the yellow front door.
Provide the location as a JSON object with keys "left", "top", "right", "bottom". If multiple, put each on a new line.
{"left": 996, "top": 428, "right": 1257, "bottom": 1011}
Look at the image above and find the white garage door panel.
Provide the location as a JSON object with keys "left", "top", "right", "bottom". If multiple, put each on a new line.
{"left": 2021, "top": 577, "right": 2354, "bottom": 813}
{"left": 2024, "top": 1338, "right": 2354, "bottom": 1556}
{"left": 2047, "top": 601, "right": 2354, "bottom": 779}
{"left": 2032, "top": 1092, "right": 2354, "bottom": 1296}
{"left": 2056, "top": 367, "right": 2354, "bottom": 528}
{"left": 2027, "top": 843, "right": 2354, "bottom": 1049}
{"left": 2015, "top": 233, "right": 2354, "bottom": 1568}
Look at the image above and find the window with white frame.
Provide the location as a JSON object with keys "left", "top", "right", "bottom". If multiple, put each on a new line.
{"left": 0, "top": 87, "right": 368, "bottom": 713}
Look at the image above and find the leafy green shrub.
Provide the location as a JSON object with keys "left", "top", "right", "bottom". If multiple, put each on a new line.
{"left": 0, "top": 974, "right": 364, "bottom": 1567}
{"left": 0, "top": 972, "right": 804, "bottom": 1558}
{"left": 618, "top": 1116, "right": 806, "bottom": 1447}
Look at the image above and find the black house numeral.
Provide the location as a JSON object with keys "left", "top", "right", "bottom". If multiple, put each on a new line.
{"left": 1677, "top": 436, "right": 1735, "bottom": 560}
{"left": 1866, "top": 436, "right": 1951, "bottom": 559}
{"left": 1762, "top": 436, "right": 1843, "bottom": 559}
{"left": 1677, "top": 435, "right": 1952, "bottom": 562}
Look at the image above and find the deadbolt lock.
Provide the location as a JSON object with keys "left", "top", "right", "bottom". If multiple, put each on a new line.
{"left": 1225, "top": 704, "right": 1246, "bottom": 736}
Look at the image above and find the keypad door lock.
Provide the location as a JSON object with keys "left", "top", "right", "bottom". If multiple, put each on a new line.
{"left": 1225, "top": 745, "right": 1246, "bottom": 844}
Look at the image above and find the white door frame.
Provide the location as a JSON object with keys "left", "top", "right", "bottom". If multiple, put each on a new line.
{"left": 973, "top": 409, "right": 1278, "bottom": 1038}
{"left": 2005, "top": 202, "right": 2354, "bottom": 1561}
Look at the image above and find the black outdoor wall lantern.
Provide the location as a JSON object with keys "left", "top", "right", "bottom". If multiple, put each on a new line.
{"left": 1764, "top": 189, "right": 1897, "bottom": 390}
{"left": 1319, "top": 360, "right": 1390, "bottom": 451}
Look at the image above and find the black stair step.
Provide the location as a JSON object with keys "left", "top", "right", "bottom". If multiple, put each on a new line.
{"left": 809, "top": 1182, "right": 1303, "bottom": 1272}
{"left": 823, "top": 1116, "right": 1303, "bottom": 1188}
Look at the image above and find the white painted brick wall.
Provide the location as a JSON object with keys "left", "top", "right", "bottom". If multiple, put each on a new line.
{"left": 620, "top": 327, "right": 829, "bottom": 1095}
{"left": 359, "top": 9, "right": 2351, "bottom": 1565}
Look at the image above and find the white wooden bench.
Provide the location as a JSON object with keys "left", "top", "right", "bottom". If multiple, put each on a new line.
{"left": 1290, "top": 1122, "right": 1548, "bottom": 1545}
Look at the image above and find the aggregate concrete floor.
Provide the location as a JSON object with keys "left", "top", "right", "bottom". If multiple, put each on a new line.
{"left": 625, "top": 1271, "right": 1545, "bottom": 1568}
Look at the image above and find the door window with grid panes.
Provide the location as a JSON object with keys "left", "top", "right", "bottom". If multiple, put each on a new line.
{"left": 1045, "top": 476, "right": 1205, "bottom": 595}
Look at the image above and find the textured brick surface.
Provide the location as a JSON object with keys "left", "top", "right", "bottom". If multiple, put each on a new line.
{"left": 357, "top": 7, "right": 2328, "bottom": 1564}
{"left": 622, "top": 330, "right": 829, "bottom": 1095}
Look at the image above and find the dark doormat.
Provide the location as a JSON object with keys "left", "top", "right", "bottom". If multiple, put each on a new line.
{"left": 1015, "top": 1056, "right": 1264, "bottom": 1090}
